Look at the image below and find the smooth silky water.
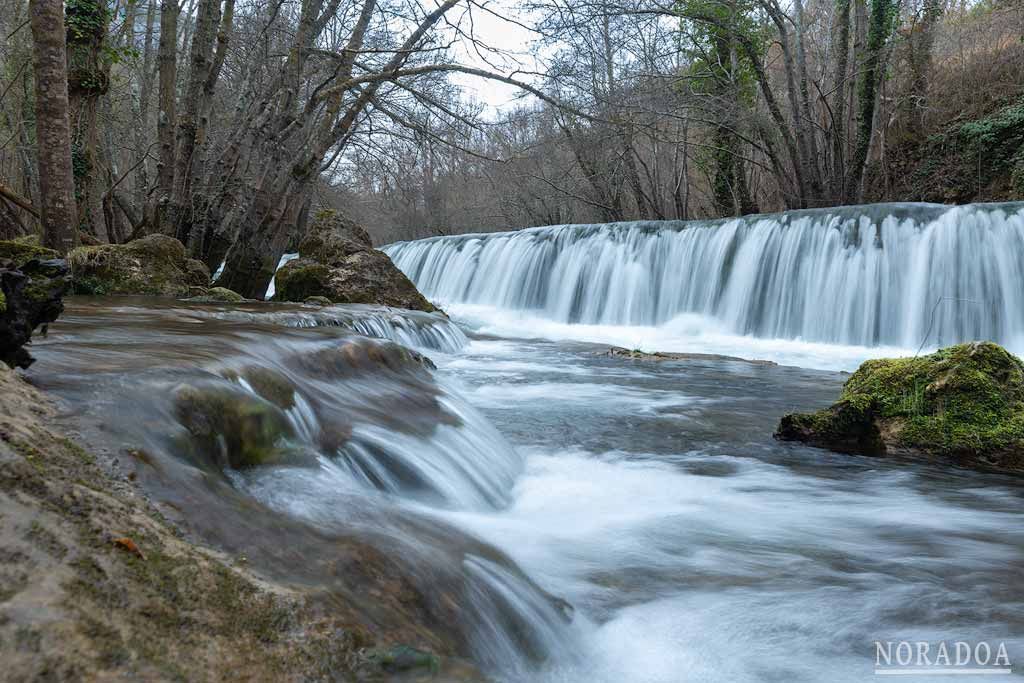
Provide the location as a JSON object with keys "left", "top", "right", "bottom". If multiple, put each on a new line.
{"left": 386, "top": 202, "right": 1024, "bottom": 367}
{"left": 28, "top": 202, "right": 1024, "bottom": 681}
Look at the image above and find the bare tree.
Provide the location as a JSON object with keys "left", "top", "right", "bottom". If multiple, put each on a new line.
{"left": 28, "top": 0, "right": 79, "bottom": 252}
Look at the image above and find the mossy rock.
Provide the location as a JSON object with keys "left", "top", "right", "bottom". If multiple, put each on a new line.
{"left": 0, "top": 236, "right": 59, "bottom": 267}
{"left": 172, "top": 384, "right": 298, "bottom": 469}
{"left": 273, "top": 210, "right": 434, "bottom": 311}
{"left": 127, "top": 234, "right": 188, "bottom": 262}
{"left": 0, "top": 257, "right": 70, "bottom": 368}
{"left": 207, "top": 287, "right": 244, "bottom": 303}
{"left": 292, "top": 340, "right": 437, "bottom": 390}
{"left": 776, "top": 342, "right": 1024, "bottom": 473}
{"left": 185, "top": 259, "right": 212, "bottom": 285}
{"left": 272, "top": 259, "right": 332, "bottom": 303}
{"left": 273, "top": 254, "right": 436, "bottom": 313}
{"left": 234, "top": 366, "right": 296, "bottom": 410}
{"left": 69, "top": 235, "right": 210, "bottom": 296}
{"left": 777, "top": 398, "right": 886, "bottom": 456}
{"left": 299, "top": 210, "right": 373, "bottom": 266}
{"left": 185, "top": 286, "right": 246, "bottom": 303}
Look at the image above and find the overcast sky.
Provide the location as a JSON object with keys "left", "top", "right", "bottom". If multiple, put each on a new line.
{"left": 446, "top": 0, "right": 544, "bottom": 112}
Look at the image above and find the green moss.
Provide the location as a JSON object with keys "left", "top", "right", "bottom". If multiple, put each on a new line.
{"left": 0, "top": 291, "right": 5, "bottom": 313}
{"left": 22, "top": 278, "right": 58, "bottom": 305}
{"left": 66, "top": 543, "right": 296, "bottom": 677}
{"left": 125, "top": 234, "right": 187, "bottom": 262}
{"left": 69, "top": 236, "right": 208, "bottom": 296}
{"left": 56, "top": 436, "right": 96, "bottom": 464}
{"left": 204, "top": 287, "right": 244, "bottom": 303}
{"left": 69, "top": 244, "right": 157, "bottom": 294}
{"left": 783, "top": 342, "right": 1024, "bottom": 458}
{"left": 271, "top": 259, "right": 331, "bottom": 303}
{"left": 5, "top": 435, "right": 47, "bottom": 473}
{"left": 0, "top": 238, "right": 59, "bottom": 267}
{"left": 172, "top": 384, "right": 296, "bottom": 469}
{"left": 206, "top": 563, "right": 294, "bottom": 643}
{"left": 844, "top": 342, "right": 1024, "bottom": 452}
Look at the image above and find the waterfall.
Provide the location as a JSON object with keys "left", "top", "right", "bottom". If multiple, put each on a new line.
{"left": 384, "top": 202, "right": 1024, "bottom": 349}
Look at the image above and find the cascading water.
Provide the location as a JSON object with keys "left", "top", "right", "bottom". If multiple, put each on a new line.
{"left": 31, "top": 298, "right": 570, "bottom": 679}
{"left": 207, "top": 302, "right": 469, "bottom": 352}
{"left": 31, "top": 278, "right": 1024, "bottom": 681}
{"left": 384, "top": 202, "right": 1024, "bottom": 351}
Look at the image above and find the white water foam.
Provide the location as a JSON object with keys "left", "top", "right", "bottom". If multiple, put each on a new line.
{"left": 447, "top": 304, "right": 916, "bottom": 371}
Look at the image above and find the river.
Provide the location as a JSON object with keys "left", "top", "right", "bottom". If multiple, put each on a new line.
{"left": 28, "top": 295, "right": 1024, "bottom": 681}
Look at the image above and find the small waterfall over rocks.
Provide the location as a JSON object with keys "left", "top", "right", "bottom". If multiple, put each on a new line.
{"left": 384, "top": 202, "right": 1024, "bottom": 349}
{"left": 206, "top": 304, "right": 468, "bottom": 352}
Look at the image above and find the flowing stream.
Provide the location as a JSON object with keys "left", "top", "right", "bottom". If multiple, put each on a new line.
{"left": 29, "top": 202, "right": 1024, "bottom": 681}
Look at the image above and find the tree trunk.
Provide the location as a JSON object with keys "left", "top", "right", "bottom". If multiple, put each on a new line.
{"left": 830, "top": 0, "right": 853, "bottom": 201}
{"left": 847, "top": 0, "right": 893, "bottom": 203}
{"left": 29, "top": 0, "right": 79, "bottom": 253}
{"left": 672, "top": 121, "right": 690, "bottom": 220}
{"left": 169, "top": 0, "right": 226, "bottom": 243}
{"left": 184, "top": 0, "right": 235, "bottom": 256}
{"left": 152, "top": 0, "right": 178, "bottom": 231}
{"left": 216, "top": 179, "right": 309, "bottom": 299}
{"left": 793, "top": 0, "right": 824, "bottom": 205}
{"left": 133, "top": 0, "right": 157, "bottom": 210}
{"left": 906, "top": 0, "right": 942, "bottom": 136}
{"left": 66, "top": 0, "right": 111, "bottom": 242}
{"left": 622, "top": 127, "right": 652, "bottom": 219}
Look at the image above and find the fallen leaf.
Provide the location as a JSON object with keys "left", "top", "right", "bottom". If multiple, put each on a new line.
{"left": 112, "top": 536, "right": 146, "bottom": 560}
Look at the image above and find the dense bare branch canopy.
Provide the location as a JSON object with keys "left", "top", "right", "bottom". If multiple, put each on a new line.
{"left": 0, "top": 0, "right": 1020, "bottom": 273}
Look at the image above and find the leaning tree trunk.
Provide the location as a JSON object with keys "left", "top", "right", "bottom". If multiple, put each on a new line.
{"left": 29, "top": 0, "right": 79, "bottom": 253}
{"left": 169, "top": 0, "right": 228, "bottom": 244}
{"left": 216, "top": 176, "right": 310, "bottom": 299}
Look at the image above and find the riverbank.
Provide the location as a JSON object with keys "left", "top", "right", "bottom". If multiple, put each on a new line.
{"left": 0, "top": 365, "right": 480, "bottom": 681}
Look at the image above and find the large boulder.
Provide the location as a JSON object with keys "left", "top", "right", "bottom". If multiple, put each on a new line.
{"left": 298, "top": 209, "right": 373, "bottom": 265}
{"left": 273, "top": 210, "right": 435, "bottom": 312}
{"left": 274, "top": 252, "right": 435, "bottom": 311}
{"left": 0, "top": 256, "right": 70, "bottom": 368}
{"left": 68, "top": 234, "right": 210, "bottom": 296}
{"left": 776, "top": 342, "right": 1024, "bottom": 473}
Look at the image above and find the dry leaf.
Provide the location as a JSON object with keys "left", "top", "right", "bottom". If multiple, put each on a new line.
{"left": 112, "top": 536, "right": 146, "bottom": 560}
